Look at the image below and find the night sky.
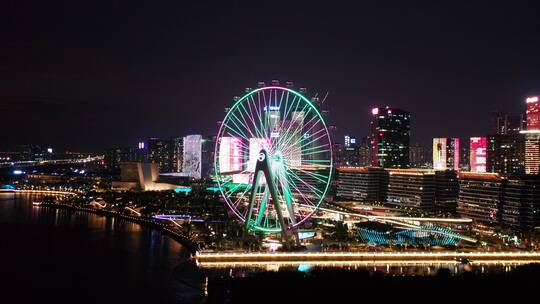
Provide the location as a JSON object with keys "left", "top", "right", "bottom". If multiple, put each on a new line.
{"left": 2, "top": 1, "right": 540, "bottom": 152}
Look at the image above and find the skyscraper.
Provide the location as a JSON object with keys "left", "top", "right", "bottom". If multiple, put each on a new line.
{"left": 182, "top": 135, "right": 203, "bottom": 179}
{"left": 526, "top": 96, "right": 540, "bottom": 131}
{"left": 487, "top": 134, "right": 525, "bottom": 174}
{"left": 147, "top": 138, "right": 177, "bottom": 173}
{"left": 432, "top": 138, "right": 460, "bottom": 171}
{"left": 491, "top": 111, "right": 526, "bottom": 135}
{"left": 470, "top": 137, "right": 488, "bottom": 173}
{"left": 524, "top": 134, "right": 540, "bottom": 174}
{"left": 409, "top": 143, "right": 431, "bottom": 168}
{"left": 523, "top": 96, "right": 540, "bottom": 174}
{"left": 369, "top": 106, "right": 410, "bottom": 168}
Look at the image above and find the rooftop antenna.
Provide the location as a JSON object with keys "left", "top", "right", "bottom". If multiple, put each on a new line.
{"left": 321, "top": 92, "right": 329, "bottom": 105}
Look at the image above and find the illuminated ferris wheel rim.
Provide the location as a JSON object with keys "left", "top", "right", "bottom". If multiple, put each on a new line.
{"left": 214, "top": 85, "right": 333, "bottom": 232}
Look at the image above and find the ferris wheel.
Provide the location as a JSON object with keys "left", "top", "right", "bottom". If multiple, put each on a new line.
{"left": 214, "top": 83, "right": 333, "bottom": 240}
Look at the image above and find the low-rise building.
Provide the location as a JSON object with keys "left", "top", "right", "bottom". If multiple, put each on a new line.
{"left": 386, "top": 169, "right": 435, "bottom": 210}
{"left": 457, "top": 172, "right": 503, "bottom": 225}
{"left": 335, "top": 167, "right": 387, "bottom": 202}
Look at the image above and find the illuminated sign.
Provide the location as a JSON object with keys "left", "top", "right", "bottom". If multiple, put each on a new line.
{"left": 371, "top": 107, "right": 379, "bottom": 115}
{"left": 470, "top": 137, "right": 487, "bottom": 173}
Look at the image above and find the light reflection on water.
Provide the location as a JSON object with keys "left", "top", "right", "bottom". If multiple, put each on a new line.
{"left": 199, "top": 260, "right": 531, "bottom": 278}
{"left": 0, "top": 193, "right": 204, "bottom": 304}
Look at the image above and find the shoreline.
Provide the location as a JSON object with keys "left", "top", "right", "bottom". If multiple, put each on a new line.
{"left": 13, "top": 189, "right": 200, "bottom": 254}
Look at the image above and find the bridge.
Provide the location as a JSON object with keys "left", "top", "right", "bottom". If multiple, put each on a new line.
{"left": 0, "top": 156, "right": 103, "bottom": 169}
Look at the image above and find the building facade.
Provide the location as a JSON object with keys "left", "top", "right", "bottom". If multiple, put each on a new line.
{"left": 469, "top": 137, "right": 488, "bottom": 173}
{"left": 369, "top": 107, "right": 411, "bottom": 168}
{"left": 434, "top": 170, "right": 459, "bottom": 213}
{"left": 335, "top": 167, "right": 387, "bottom": 202}
{"left": 486, "top": 134, "right": 525, "bottom": 174}
{"left": 501, "top": 175, "right": 540, "bottom": 230}
{"left": 457, "top": 172, "right": 503, "bottom": 225}
{"left": 433, "top": 137, "right": 460, "bottom": 171}
{"left": 386, "top": 169, "right": 435, "bottom": 210}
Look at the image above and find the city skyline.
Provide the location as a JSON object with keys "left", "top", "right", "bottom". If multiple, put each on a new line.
{"left": 2, "top": 2, "right": 540, "bottom": 152}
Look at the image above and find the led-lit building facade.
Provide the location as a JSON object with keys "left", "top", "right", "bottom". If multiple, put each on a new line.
{"left": 457, "top": 172, "right": 503, "bottom": 225}
{"left": 182, "top": 135, "right": 203, "bottom": 179}
{"left": 370, "top": 106, "right": 410, "bottom": 168}
{"left": 433, "top": 138, "right": 460, "bottom": 171}
{"left": 218, "top": 137, "right": 243, "bottom": 173}
{"left": 526, "top": 96, "right": 540, "bottom": 131}
{"left": 524, "top": 133, "right": 540, "bottom": 174}
{"left": 469, "top": 137, "right": 487, "bottom": 173}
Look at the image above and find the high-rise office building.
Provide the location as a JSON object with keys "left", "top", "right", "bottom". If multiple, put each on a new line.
{"left": 358, "top": 139, "right": 371, "bottom": 167}
{"left": 104, "top": 146, "right": 146, "bottom": 170}
{"left": 147, "top": 138, "right": 177, "bottom": 173}
{"left": 524, "top": 133, "right": 540, "bottom": 174}
{"left": 183, "top": 135, "right": 203, "bottom": 179}
{"left": 340, "top": 135, "right": 360, "bottom": 166}
{"left": 410, "top": 143, "right": 431, "bottom": 168}
{"left": 433, "top": 138, "right": 460, "bottom": 171}
{"left": 523, "top": 96, "right": 540, "bottom": 174}
{"left": 344, "top": 135, "right": 356, "bottom": 147}
{"left": 369, "top": 106, "right": 410, "bottom": 168}
{"left": 526, "top": 96, "right": 540, "bottom": 131}
{"left": 172, "top": 137, "right": 183, "bottom": 173}
{"left": 491, "top": 111, "right": 526, "bottom": 135}
{"left": 487, "top": 134, "right": 525, "bottom": 174}
{"left": 470, "top": 137, "right": 488, "bottom": 173}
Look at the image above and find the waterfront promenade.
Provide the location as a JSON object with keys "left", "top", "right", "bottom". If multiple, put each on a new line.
{"left": 196, "top": 251, "right": 540, "bottom": 266}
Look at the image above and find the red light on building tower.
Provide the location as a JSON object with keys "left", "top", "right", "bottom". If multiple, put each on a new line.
{"left": 526, "top": 96, "right": 540, "bottom": 131}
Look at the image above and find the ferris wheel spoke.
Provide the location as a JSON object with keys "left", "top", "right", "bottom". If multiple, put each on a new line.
{"left": 275, "top": 97, "right": 307, "bottom": 146}
{"left": 287, "top": 169, "right": 324, "bottom": 197}
{"left": 249, "top": 94, "right": 269, "bottom": 139}
{"left": 281, "top": 119, "right": 325, "bottom": 153}
{"left": 228, "top": 111, "right": 259, "bottom": 140}
{"left": 285, "top": 173, "right": 318, "bottom": 209}
{"left": 280, "top": 127, "right": 328, "bottom": 157}
{"left": 237, "top": 102, "right": 266, "bottom": 140}
{"left": 224, "top": 122, "right": 250, "bottom": 142}
{"left": 277, "top": 93, "right": 299, "bottom": 132}
{"left": 289, "top": 167, "right": 330, "bottom": 184}
{"left": 274, "top": 111, "right": 319, "bottom": 154}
